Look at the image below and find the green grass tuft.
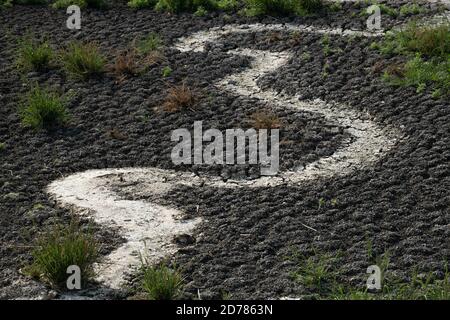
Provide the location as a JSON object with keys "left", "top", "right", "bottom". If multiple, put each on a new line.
{"left": 155, "top": 0, "right": 216, "bottom": 13}
{"left": 0, "top": 0, "right": 13, "bottom": 8}
{"left": 16, "top": 35, "right": 54, "bottom": 71}
{"left": 288, "top": 248, "right": 449, "bottom": 300}
{"left": 14, "top": 0, "right": 48, "bottom": 4}
{"left": 194, "top": 4, "right": 207, "bottom": 16}
{"left": 216, "top": 0, "right": 237, "bottom": 11}
{"left": 331, "top": 268, "right": 450, "bottom": 300}
{"left": 381, "top": 23, "right": 450, "bottom": 58}
{"left": 20, "top": 86, "right": 69, "bottom": 130}
{"left": 162, "top": 65, "right": 172, "bottom": 77}
{"left": 141, "top": 264, "right": 183, "bottom": 300}
{"left": 60, "top": 42, "right": 106, "bottom": 79}
{"left": 399, "top": 3, "right": 424, "bottom": 16}
{"left": 52, "top": 0, "right": 107, "bottom": 9}
{"left": 24, "top": 221, "right": 98, "bottom": 289}
{"left": 384, "top": 54, "right": 450, "bottom": 95}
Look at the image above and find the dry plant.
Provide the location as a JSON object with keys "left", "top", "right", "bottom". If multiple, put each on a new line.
{"left": 250, "top": 111, "right": 282, "bottom": 129}
{"left": 162, "top": 82, "right": 199, "bottom": 112}
{"left": 109, "top": 49, "right": 141, "bottom": 82}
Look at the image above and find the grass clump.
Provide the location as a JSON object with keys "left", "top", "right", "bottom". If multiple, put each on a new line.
{"left": 141, "top": 263, "right": 183, "bottom": 300}
{"left": 16, "top": 35, "right": 54, "bottom": 72}
{"left": 52, "top": 0, "right": 108, "bottom": 8}
{"left": 360, "top": 3, "right": 398, "bottom": 17}
{"left": 194, "top": 4, "right": 207, "bottom": 16}
{"left": 20, "top": 86, "right": 69, "bottom": 130}
{"left": 24, "top": 221, "right": 98, "bottom": 289}
{"left": 381, "top": 23, "right": 449, "bottom": 58}
{"left": 289, "top": 248, "right": 449, "bottom": 300}
{"left": 399, "top": 3, "right": 424, "bottom": 16}
{"left": 84, "top": 0, "right": 107, "bottom": 7}
{"left": 155, "top": 0, "right": 216, "bottom": 13}
{"left": 0, "top": 0, "right": 13, "bottom": 8}
{"left": 14, "top": 0, "right": 48, "bottom": 4}
{"left": 250, "top": 111, "right": 281, "bottom": 129}
{"left": 296, "top": 0, "right": 323, "bottom": 15}
{"left": 136, "top": 33, "right": 162, "bottom": 54}
{"left": 109, "top": 49, "right": 145, "bottom": 82}
{"left": 290, "top": 250, "right": 340, "bottom": 293}
{"left": 161, "top": 65, "right": 172, "bottom": 77}
{"left": 163, "top": 83, "right": 198, "bottom": 112}
{"left": 331, "top": 267, "right": 450, "bottom": 300}
{"left": 244, "top": 0, "right": 323, "bottom": 17}
{"left": 127, "top": 0, "right": 155, "bottom": 8}
{"left": 216, "top": 0, "right": 237, "bottom": 11}
{"left": 0, "top": 142, "right": 5, "bottom": 151}
{"left": 60, "top": 42, "right": 106, "bottom": 79}
{"left": 377, "top": 23, "right": 450, "bottom": 96}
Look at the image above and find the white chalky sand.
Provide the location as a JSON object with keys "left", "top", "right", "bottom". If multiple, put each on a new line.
{"left": 48, "top": 24, "right": 403, "bottom": 290}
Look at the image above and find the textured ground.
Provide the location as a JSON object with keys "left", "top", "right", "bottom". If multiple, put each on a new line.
{"left": 0, "top": 1, "right": 449, "bottom": 299}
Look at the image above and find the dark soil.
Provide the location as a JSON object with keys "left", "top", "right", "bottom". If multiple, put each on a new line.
{"left": 0, "top": 1, "right": 448, "bottom": 299}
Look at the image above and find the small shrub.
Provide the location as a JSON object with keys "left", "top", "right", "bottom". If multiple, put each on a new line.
{"left": 141, "top": 264, "right": 183, "bottom": 300}
{"left": 0, "top": 142, "right": 5, "bottom": 151}
{"left": 52, "top": 0, "right": 86, "bottom": 8}
{"left": 250, "top": 111, "right": 281, "bottom": 129}
{"left": 163, "top": 83, "right": 198, "bottom": 112}
{"left": 20, "top": 86, "right": 69, "bottom": 130}
{"left": 61, "top": 42, "right": 106, "bottom": 79}
{"left": 127, "top": 0, "right": 154, "bottom": 9}
{"left": 399, "top": 3, "right": 423, "bottom": 16}
{"left": 384, "top": 54, "right": 449, "bottom": 96}
{"left": 16, "top": 35, "right": 53, "bottom": 71}
{"left": 136, "top": 33, "right": 162, "bottom": 54}
{"left": 25, "top": 221, "right": 98, "bottom": 289}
